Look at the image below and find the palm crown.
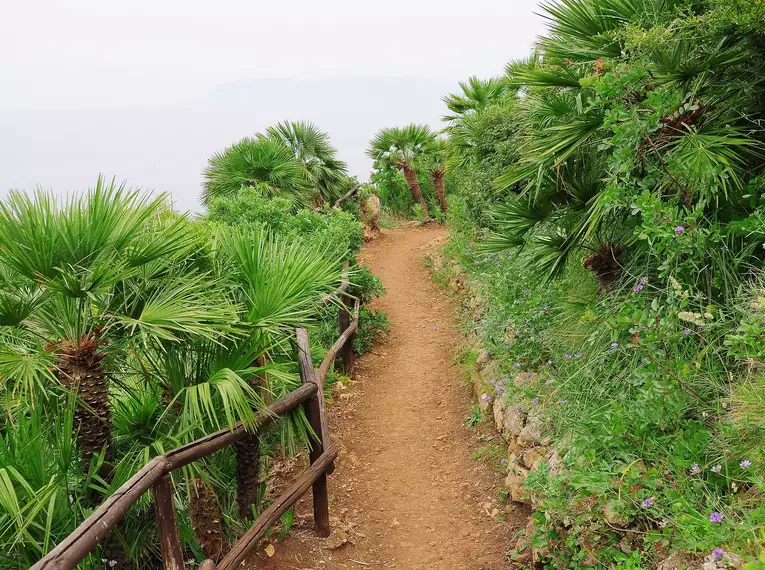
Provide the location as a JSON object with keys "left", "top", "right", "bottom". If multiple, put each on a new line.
{"left": 266, "top": 121, "right": 350, "bottom": 203}
{"left": 202, "top": 136, "right": 310, "bottom": 207}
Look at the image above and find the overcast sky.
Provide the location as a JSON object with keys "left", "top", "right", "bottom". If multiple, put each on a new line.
{"left": 1, "top": 0, "right": 546, "bottom": 212}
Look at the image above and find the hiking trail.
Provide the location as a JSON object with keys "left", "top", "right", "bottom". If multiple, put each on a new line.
{"left": 255, "top": 225, "right": 527, "bottom": 569}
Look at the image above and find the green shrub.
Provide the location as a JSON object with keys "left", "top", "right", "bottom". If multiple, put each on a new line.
{"left": 354, "top": 308, "right": 390, "bottom": 355}
{"left": 207, "top": 188, "right": 363, "bottom": 260}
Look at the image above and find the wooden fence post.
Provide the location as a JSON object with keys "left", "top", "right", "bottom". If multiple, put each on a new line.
{"left": 153, "top": 474, "right": 184, "bottom": 570}
{"left": 294, "top": 328, "right": 331, "bottom": 537}
{"left": 338, "top": 301, "right": 355, "bottom": 375}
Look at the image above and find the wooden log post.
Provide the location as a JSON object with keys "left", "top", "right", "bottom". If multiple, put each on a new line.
{"left": 153, "top": 475, "right": 184, "bottom": 570}
{"left": 338, "top": 264, "right": 356, "bottom": 374}
{"left": 294, "top": 328, "right": 331, "bottom": 537}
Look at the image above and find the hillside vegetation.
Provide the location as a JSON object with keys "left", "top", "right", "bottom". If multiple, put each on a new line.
{"left": 0, "top": 123, "right": 387, "bottom": 569}
{"left": 417, "top": 0, "right": 765, "bottom": 567}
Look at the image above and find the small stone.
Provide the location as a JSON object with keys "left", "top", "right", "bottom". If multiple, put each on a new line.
{"left": 493, "top": 398, "right": 507, "bottom": 432}
{"left": 518, "top": 408, "right": 543, "bottom": 445}
{"left": 476, "top": 350, "right": 491, "bottom": 366}
{"left": 514, "top": 371, "right": 539, "bottom": 389}
{"left": 504, "top": 458, "right": 531, "bottom": 503}
{"left": 504, "top": 404, "right": 526, "bottom": 438}
{"left": 521, "top": 447, "right": 545, "bottom": 470}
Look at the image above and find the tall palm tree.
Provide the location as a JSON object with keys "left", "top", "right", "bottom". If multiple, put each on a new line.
{"left": 367, "top": 124, "right": 435, "bottom": 218}
{"left": 425, "top": 138, "right": 449, "bottom": 216}
{"left": 202, "top": 137, "right": 310, "bottom": 207}
{"left": 266, "top": 121, "right": 350, "bottom": 204}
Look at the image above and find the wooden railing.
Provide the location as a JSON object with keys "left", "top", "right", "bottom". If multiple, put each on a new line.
{"left": 31, "top": 281, "right": 360, "bottom": 570}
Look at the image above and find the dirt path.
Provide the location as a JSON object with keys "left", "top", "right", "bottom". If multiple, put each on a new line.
{"left": 255, "top": 225, "right": 526, "bottom": 569}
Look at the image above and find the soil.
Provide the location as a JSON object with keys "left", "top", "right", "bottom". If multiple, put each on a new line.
{"left": 251, "top": 225, "right": 529, "bottom": 569}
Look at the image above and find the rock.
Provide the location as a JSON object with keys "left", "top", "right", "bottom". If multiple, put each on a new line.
{"left": 518, "top": 408, "right": 543, "bottom": 445}
{"left": 546, "top": 448, "right": 563, "bottom": 476}
{"left": 504, "top": 458, "right": 531, "bottom": 503}
{"left": 504, "top": 404, "right": 526, "bottom": 438}
{"left": 702, "top": 552, "right": 746, "bottom": 570}
{"left": 360, "top": 194, "right": 381, "bottom": 231}
{"left": 657, "top": 552, "right": 702, "bottom": 570}
{"left": 448, "top": 277, "right": 463, "bottom": 292}
{"left": 521, "top": 447, "right": 546, "bottom": 470}
{"left": 507, "top": 437, "right": 520, "bottom": 456}
{"left": 480, "top": 360, "right": 500, "bottom": 381}
{"left": 475, "top": 349, "right": 491, "bottom": 366}
{"left": 493, "top": 398, "right": 507, "bottom": 432}
{"left": 470, "top": 370, "right": 490, "bottom": 408}
{"left": 513, "top": 371, "right": 539, "bottom": 389}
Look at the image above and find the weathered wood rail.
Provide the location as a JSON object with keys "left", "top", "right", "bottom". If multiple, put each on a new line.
{"left": 31, "top": 279, "right": 360, "bottom": 570}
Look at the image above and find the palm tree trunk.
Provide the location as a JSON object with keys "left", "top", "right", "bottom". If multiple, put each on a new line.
{"left": 60, "top": 339, "right": 133, "bottom": 568}
{"left": 432, "top": 171, "right": 448, "bottom": 216}
{"left": 189, "top": 475, "right": 228, "bottom": 562}
{"left": 234, "top": 435, "right": 261, "bottom": 519}
{"left": 58, "top": 339, "right": 113, "bottom": 480}
{"left": 401, "top": 165, "right": 429, "bottom": 218}
{"left": 235, "top": 357, "right": 264, "bottom": 519}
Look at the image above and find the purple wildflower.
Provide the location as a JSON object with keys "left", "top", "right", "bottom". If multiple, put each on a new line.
{"left": 500, "top": 458, "right": 507, "bottom": 465}
{"left": 711, "top": 464, "right": 722, "bottom": 473}
{"left": 598, "top": 358, "right": 605, "bottom": 364}
{"left": 545, "top": 379, "right": 553, "bottom": 385}
{"left": 531, "top": 397, "right": 540, "bottom": 405}
{"left": 574, "top": 353, "right": 582, "bottom": 358}
{"left": 641, "top": 497, "right": 654, "bottom": 508}
{"left": 108, "top": 562, "right": 118, "bottom": 569}
{"left": 683, "top": 328, "right": 692, "bottom": 335}
{"left": 740, "top": 460, "right": 752, "bottom": 468}
{"left": 675, "top": 226, "right": 685, "bottom": 234}
{"left": 564, "top": 353, "right": 573, "bottom": 359}
{"left": 712, "top": 548, "right": 726, "bottom": 562}
{"left": 546, "top": 359, "right": 553, "bottom": 365}
{"left": 690, "top": 463, "right": 701, "bottom": 475}
{"left": 709, "top": 512, "right": 724, "bottom": 523}
{"left": 514, "top": 362, "right": 521, "bottom": 368}
{"left": 633, "top": 283, "right": 644, "bottom": 292}
{"left": 559, "top": 399, "right": 568, "bottom": 405}
{"left": 488, "top": 379, "right": 494, "bottom": 384}
{"left": 610, "top": 342, "right": 618, "bottom": 350}
{"left": 481, "top": 394, "right": 491, "bottom": 402}
{"left": 526, "top": 371, "right": 533, "bottom": 377}
{"left": 761, "top": 242, "right": 765, "bottom": 250}
{"left": 640, "top": 276, "right": 649, "bottom": 284}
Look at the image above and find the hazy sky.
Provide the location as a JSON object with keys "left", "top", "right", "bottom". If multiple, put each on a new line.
{"left": 1, "top": 0, "right": 546, "bottom": 211}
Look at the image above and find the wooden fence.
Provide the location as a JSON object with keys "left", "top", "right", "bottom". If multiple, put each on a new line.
{"left": 31, "top": 278, "right": 360, "bottom": 570}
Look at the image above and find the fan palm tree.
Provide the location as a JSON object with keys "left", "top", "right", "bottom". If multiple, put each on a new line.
{"left": 204, "top": 227, "right": 345, "bottom": 518}
{"left": 266, "top": 121, "right": 350, "bottom": 204}
{"left": 202, "top": 137, "right": 311, "bottom": 207}
{"left": 441, "top": 76, "right": 509, "bottom": 124}
{"left": 425, "top": 138, "right": 449, "bottom": 216}
{"left": 478, "top": 0, "right": 764, "bottom": 292}
{"left": 367, "top": 124, "right": 435, "bottom": 218}
{"left": 0, "top": 178, "right": 236, "bottom": 481}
